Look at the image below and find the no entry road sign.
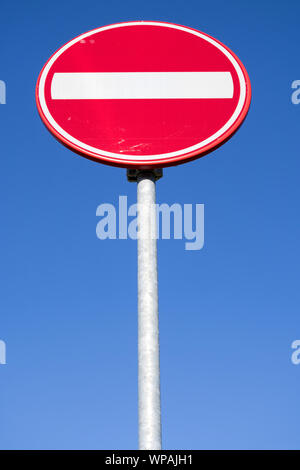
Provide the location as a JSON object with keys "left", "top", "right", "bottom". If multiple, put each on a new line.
{"left": 36, "top": 21, "right": 251, "bottom": 168}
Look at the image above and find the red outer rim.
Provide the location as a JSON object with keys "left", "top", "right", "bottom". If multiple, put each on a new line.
{"left": 35, "top": 21, "right": 251, "bottom": 169}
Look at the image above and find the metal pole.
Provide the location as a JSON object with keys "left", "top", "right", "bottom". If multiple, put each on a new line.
{"left": 136, "top": 170, "right": 162, "bottom": 450}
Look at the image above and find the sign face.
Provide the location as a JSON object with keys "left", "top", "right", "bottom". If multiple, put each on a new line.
{"left": 36, "top": 21, "right": 251, "bottom": 168}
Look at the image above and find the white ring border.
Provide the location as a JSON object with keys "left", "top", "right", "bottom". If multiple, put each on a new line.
{"left": 38, "top": 21, "right": 247, "bottom": 162}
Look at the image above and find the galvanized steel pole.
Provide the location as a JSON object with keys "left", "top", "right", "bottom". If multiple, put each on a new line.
{"left": 137, "top": 171, "right": 161, "bottom": 450}
{"left": 127, "top": 168, "right": 162, "bottom": 450}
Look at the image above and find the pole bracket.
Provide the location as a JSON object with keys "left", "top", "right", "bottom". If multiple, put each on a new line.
{"left": 127, "top": 168, "right": 163, "bottom": 183}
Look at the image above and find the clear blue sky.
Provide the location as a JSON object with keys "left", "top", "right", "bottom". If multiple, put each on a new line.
{"left": 0, "top": 0, "right": 299, "bottom": 450}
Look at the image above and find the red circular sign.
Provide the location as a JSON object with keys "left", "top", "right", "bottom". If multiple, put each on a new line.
{"left": 36, "top": 21, "right": 251, "bottom": 168}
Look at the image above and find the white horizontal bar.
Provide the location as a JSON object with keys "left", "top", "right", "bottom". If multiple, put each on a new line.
{"left": 51, "top": 72, "right": 233, "bottom": 99}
